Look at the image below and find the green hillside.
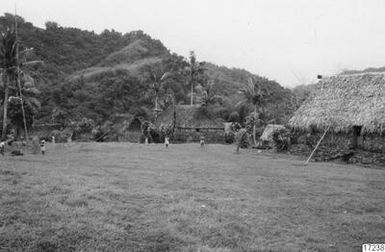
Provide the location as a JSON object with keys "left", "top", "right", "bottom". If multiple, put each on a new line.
{"left": 1, "top": 13, "right": 296, "bottom": 130}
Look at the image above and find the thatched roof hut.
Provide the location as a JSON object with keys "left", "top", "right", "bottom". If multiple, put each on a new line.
{"left": 289, "top": 72, "right": 385, "bottom": 133}
{"left": 158, "top": 105, "right": 224, "bottom": 130}
{"left": 260, "top": 124, "right": 285, "bottom": 141}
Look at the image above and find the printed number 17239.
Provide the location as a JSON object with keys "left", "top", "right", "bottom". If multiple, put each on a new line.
{"left": 362, "top": 244, "right": 385, "bottom": 252}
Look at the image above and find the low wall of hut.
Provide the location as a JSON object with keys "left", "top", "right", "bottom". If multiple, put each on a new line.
{"left": 173, "top": 128, "right": 225, "bottom": 143}
{"left": 116, "top": 131, "right": 142, "bottom": 143}
{"left": 360, "top": 133, "right": 385, "bottom": 153}
{"left": 290, "top": 131, "right": 385, "bottom": 164}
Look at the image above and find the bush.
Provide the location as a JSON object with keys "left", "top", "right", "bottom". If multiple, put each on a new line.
{"left": 159, "top": 124, "right": 174, "bottom": 141}
{"left": 225, "top": 131, "right": 235, "bottom": 144}
{"left": 73, "top": 118, "right": 95, "bottom": 135}
{"left": 228, "top": 112, "right": 240, "bottom": 123}
{"left": 272, "top": 128, "right": 291, "bottom": 152}
{"left": 50, "top": 128, "right": 74, "bottom": 143}
{"left": 224, "top": 122, "right": 242, "bottom": 144}
{"left": 230, "top": 122, "right": 241, "bottom": 132}
{"left": 141, "top": 121, "right": 163, "bottom": 143}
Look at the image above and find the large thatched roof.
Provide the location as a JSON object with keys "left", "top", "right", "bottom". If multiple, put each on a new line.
{"left": 157, "top": 105, "right": 224, "bottom": 129}
{"left": 289, "top": 72, "right": 385, "bottom": 133}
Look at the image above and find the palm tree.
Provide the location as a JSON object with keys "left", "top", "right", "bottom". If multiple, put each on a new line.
{"left": 198, "top": 80, "right": 221, "bottom": 107}
{"left": 141, "top": 63, "right": 172, "bottom": 118}
{"left": 5, "top": 72, "right": 41, "bottom": 138}
{"left": 185, "top": 51, "right": 205, "bottom": 106}
{"left": 0, "top": 27, "right": 17, "bottom": 140}
{"left": 237, "top": 77, "right": 270, "bottom": 146}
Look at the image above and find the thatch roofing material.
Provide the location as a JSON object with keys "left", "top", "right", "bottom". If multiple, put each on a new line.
{"left": 224, "top": 122, "right": 232, "bottom": 133}
{"left": 289, "top": 72, "right": 385, "bottom": 133}
{"left": 158, "top": 105, "right": 224, "bottom": 129}
{"left": 260, "top": 124, "right": 285, "bottom": 141}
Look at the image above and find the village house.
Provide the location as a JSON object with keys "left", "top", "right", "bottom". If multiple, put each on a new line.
{"left": 157, "top": 105, "right": 225, "bottom": 143}
{"left": 260, "top": 124, "right": 285, "bottom": 145}
{"left": 112, "top": 113, "right": 145, "bottom": 142}
{"left": 289, "top": 72, "right": 385, "bottom": 159}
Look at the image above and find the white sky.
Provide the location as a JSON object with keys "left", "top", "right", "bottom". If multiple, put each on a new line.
{"left": 2, "top": 0, "right": 385, "bottom": 87}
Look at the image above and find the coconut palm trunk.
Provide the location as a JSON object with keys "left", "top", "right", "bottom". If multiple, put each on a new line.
{"left": 1, "top": 74, "right": 9, "bottom": 140}
{"left": 155, "top": 94, "right": 159, "bottom": 111}
{"left": 253, "top": 105, "right": 257, "bottom": 146}
{"left": 190, "top": 79, "right": 194, "bottom": 106}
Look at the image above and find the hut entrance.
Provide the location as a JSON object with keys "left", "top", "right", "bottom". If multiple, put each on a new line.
{"left": 128, "top": 118, "right": 142, "bottom": 131}
{"left": 352, "top": 125, "right": 362, "bottom": 149}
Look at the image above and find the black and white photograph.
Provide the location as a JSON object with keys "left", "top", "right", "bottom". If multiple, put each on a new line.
{"left": 0, "top": 0, "right": 384, "bottom": 251}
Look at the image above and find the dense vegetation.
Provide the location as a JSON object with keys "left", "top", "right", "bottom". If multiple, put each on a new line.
{"left": 1, "top": 13, "right": 300, "bottom": 139}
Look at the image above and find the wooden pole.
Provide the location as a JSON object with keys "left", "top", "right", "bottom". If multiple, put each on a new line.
{"left": 1, "top": 73, "right": 9, "bottom": 140}
{"left": 190, "top": 78, "right": 194, "bottom": 106}
{"left": 305, "top": 125, "right": 330, "bottom": 164}
{"left": 15, "top": 6, "right": 29, "bottom": 142}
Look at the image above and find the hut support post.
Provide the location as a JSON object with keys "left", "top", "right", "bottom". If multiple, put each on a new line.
{"left": 305, "top": 125, "right": 330, "bottom": 165}
{"left": 352, "top": 126, "right": 361, "bottom": 149}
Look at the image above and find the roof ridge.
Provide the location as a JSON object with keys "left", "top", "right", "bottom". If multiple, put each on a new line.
{"left": 338, "top": 71, "right": 385, "bottom": 77}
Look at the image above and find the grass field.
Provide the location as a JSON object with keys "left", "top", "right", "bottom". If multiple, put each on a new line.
{"left": 0, "top": 143, "right": 384, "bottom": 252}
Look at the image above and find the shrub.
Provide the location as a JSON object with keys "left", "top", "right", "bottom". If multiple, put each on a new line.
{"left": 230, "top": 122, "right": 241, "bottom": 132}
{"left": 141, "top": 121, "right": 163, "bottom": 143}
{"left": 73, "top": 118, "right": 95, "bottom": 134}
{"left": 228, "top": 111, "right": 240, "bottom": 123}
{"left": 159, "top": 124, "right": 174, "bottom": 141}
{"left": 50, "top": 128, "right": 74, "bottom": 143}
{"left": 225, "top": 131, "right": 235, "bottom": 144}
{"left": 272, "top": 128, "right": 291, "bottom": 152}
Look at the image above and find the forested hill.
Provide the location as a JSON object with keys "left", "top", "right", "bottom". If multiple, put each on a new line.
{"left": 0, "top": 13, "right": 295, "bottom": 126}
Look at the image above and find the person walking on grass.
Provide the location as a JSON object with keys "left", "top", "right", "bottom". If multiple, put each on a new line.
{"left": 40, "top": 139, "right": 46, "bottom": 155}
{"left": 199, "top": 133, "right": 206, "bottom": 148}
{"left": 164, "top": 136, "right": 170, "bottom": 148}
{"left": 235, "top": 128, "right": 248, "bottom": 153}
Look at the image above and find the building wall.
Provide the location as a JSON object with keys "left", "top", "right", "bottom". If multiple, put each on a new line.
{"left": 173, "top": 128, "right": 225, "bottom": 143}
{"left": 291, "top": 131, "right": 385, "bottom": 159}
{"left": 321, "top": 132, "right": 385, "bottom": 153}
{"left": 361, "top": 133, "right": 385, "bottom": 153}
{"left": 118, "top": 131, "right": 142, "bottom": 143}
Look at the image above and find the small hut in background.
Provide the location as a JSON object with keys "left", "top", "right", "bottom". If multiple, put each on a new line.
{"left": 113, "top": 113, "right": 145, "bottom": 142}
{"left": 260, "top": 124, "right": 285, "bottom": 144}
{"left": 157, "top": 105, "right": 225, "bottom": 143}
{"left": 289, "top": 72, "right": 385, "bottom": 155}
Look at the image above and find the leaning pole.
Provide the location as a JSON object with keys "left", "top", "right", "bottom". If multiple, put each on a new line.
{"left": 305, "top": 125, "right": 330, "bottom": 165}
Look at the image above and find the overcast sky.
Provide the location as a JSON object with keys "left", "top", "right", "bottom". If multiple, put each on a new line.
{"left": 2, "top": 0, "right": 385, "bottom": 87}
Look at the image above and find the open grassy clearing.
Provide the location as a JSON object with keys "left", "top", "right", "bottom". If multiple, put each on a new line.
{"left": 0, "top": 143, "right": 384, "bottom": 251}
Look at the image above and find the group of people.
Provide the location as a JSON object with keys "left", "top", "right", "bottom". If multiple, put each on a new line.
{"left": 163, "top": 130, "right": 246, "bottom": 153}
{"left": 0, "top": 138, "right": 48, "bottom": 156}
{"left": 145, "top": 134, "right": 206, "bottom": 149}
{"left": 0, "top": 131, "right": 248, "bottom": 157}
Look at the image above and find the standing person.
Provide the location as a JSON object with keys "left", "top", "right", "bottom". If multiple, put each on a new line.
{"left": 164, "top": 136, "right": 170, "bottom": 148}
{"left": 235, "top": 128, "right": 248, "bottom": 153}
{"left": 199, "top": 133, "right": 205, "bottom": 148}
{"left": 40, "top": 139, "right": 46, "bottom": 155}
{"left": 0, "top": 139, "right": 5, "bottom": 156}
{"left": 52, "top": 136, "right": 55, "bottom": 144}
